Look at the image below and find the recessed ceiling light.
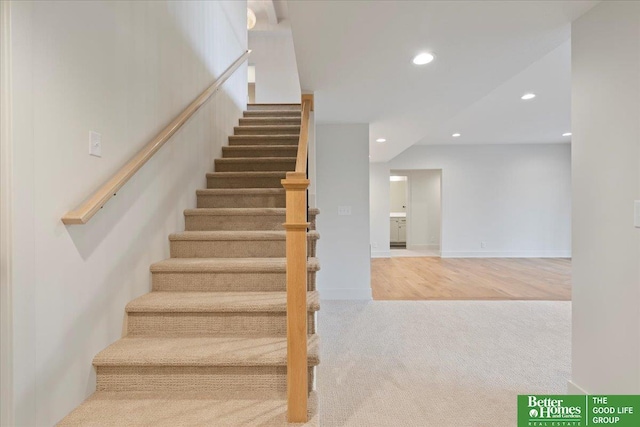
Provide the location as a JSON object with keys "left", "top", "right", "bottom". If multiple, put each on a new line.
{"left": 452, "top": 133, "right": 461, "bottom": 138}
{"left": 376, "top": 138, "right": 386, "bottom": 143}
{"left": 412, "top": 52, "right": 435, "bottom": 65}
{"left": 521, "top": 93, "right": 536, "bottom": 100}
{"left": 562, "top": 132, "right": 572, "bottom": 137}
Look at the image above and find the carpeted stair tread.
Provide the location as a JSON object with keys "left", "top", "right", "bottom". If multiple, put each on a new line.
{"left": 93, "top": 335, "right": 320, "bottom": 367}
{"left": 196, "top": 188, "right": 286, "bottom": 196}
{"left": 247, "top": 103, "right": 301, "bottom": 110}
{"left": 235, "top": 125, "right": 300, "bottom": 131}
{"left": 57, "top": 391, "right": 318, "bottom": 426}
{"left": 184, "top": 207, "right": 320, "bottom": 216}
{"left": 214, "top": 157, "right": 297, "bottom": 172}
{"left": 216, "top": 157, "right": 297, "bottom": 163}
{"left": 169, "top": 230, "right": 320, "bottom": 241}
{"left": 206, "top": 171, "right": 288, "bottom": 178}
{"left": 150, "top": 257, "right": 321, "bottom": 273}
{"left": 239, "top": 117, "right": 301, "bottom": 126}
{"left": 126, "top": 291, "right": 320, "bottom": 313}
{"left": 243, "top": 110, "right": 302, "bottom": 117}
{"left": 229, "top": 133, "right": 300, "bottom": 143}
{"left": 222, "top": 145, "right": 299, "bottom": 157}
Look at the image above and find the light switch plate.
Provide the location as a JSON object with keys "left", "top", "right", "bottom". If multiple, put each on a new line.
{"left": 338, "top": 206, "right": 352, "bottom": 216}
{"left": 90, "top": 131, "right": 102, "bottom": 157}
{"left": 634, "top": 201, "right": 640, "bottom": 228}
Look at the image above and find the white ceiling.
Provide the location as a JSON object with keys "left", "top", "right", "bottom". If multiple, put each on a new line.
{"left": 248, "top": 0, "right": 291, "bottom": 33}
{"left": 287, "top": 0, "right": 599, "bottom": 162}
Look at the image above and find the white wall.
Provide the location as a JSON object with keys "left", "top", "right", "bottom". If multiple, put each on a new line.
{"left": 316, "top": 124, "right": 372, "bottom": 299}
{"left": 370, "top": 162, "right": 391, "bottom": 257}
{"left": 7, "top": 1, "right": 247, "bottom": 425}
{"left": 248, "top": 31, "right": 301, "bottom": 104}
{"left": 371, "top": 144, "right": 572, "bottom": 257}
{"left": 0, "top": 2, "right": 13, "bottom": 425}
{"left": 570, "top": 1, "right": 640, "bottom": 394}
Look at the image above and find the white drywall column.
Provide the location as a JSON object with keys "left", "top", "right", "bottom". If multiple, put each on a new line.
{"left": 316, "top": 124, "right": 372, "bottom": 299}
{"left": 370, "top": 162, "right": 391, "bottom": 257}
{"left": 571, "top": 1, "right": 640, "bottom": 394}
{"left": 248, "top": 31, "right": 301, "bottom": 104}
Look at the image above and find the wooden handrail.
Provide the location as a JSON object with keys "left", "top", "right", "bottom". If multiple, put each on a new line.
{"left": 282, "top": 97, "right": 312, "bottom": 422}
{"left": 62, "top": 50, "right": 251, "bottom": 225}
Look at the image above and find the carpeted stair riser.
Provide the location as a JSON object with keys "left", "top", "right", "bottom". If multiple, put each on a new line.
{"left": 239, "top": 117, "right": 301, "bottom": 126}
{"left": 169, "top": 234, "right": 318, "bottom": 258}
{"left": 184, "top": 209, "right": 318, "bottom": 231}
{"left": 247, "top": 104, "right": 301, "bottom": 111}
{"left": 234, "top": 126, "right": 300, "bottom": 136}
{"left": 243, "top": 110, "right": 302, "bottom": 118}
{"left": 127, "top": 312, "right": 316, "bottom": 337}
{"left": 152, "top": 271, "right": 317, "bottom": 293}
{"left": 214, "top": 158, "right": 296, "bottom": 172}
{"left": 207, "top": 172, "right": 286, "bottom": 188}
{"left": 228, "top": 135, "right": 299, "bottom": 146}
{"left": 222, "top": 145, "right": 298, "bottom": 158}
{"left": 96, "top": 366, "right": 315, "bottom": 393}
{"left": 196, "top": 189, "right": 285, "bottom": 208}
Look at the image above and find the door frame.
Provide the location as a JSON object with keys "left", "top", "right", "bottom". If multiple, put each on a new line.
{"left": 391, "top": 169, "right": 443, "bottom": 255}
{"left": 0, "top": 1, "right": 14, "bottom": 424}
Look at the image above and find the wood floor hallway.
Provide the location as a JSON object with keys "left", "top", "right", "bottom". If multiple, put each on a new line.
{"left": 371, "top": 257, "right": 571, "bottom": 300}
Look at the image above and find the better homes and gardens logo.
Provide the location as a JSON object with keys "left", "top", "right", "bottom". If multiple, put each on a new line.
{"left": 520, "top": 395, "right": 584, "bottom": 426}
{"left": 518, "top": 395, "right": 640, "bottom": 427}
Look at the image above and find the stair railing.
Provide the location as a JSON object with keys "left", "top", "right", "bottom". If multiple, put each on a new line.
{"left": 282, "top": 94, "right": 313, "bottom": 422}
{"left": 61, "top": 50, "right": 251, "bottom": 225}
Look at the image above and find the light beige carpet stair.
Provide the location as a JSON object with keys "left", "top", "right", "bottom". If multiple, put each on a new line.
{"left": 58, "top": 104, "right": 320, "bottom": 426}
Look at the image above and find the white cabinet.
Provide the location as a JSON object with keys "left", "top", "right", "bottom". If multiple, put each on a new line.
{"left": 390, "top": 218, "right": 407, "bottom": 243}
{"left": 398, "top": 220, "right": 406, "bottom": 242}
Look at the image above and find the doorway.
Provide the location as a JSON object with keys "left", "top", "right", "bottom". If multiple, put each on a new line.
{"left": 389, "top": 169, "right": 442, "bottom": 258}
{"left": 389, "top": 175, "right": 407, "bottom": 249}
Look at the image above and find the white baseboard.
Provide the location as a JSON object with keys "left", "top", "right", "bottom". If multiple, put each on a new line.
{"left": 371, "top": 250, "right": 391, "bottom": 258}
{"left": 319, "top": 287, "right": 373, "bottom": 300}
{"left": 440, "top": 250, "right": 571, "bottom": 258}
{"left": 567, "top": 380, "right": 588, "bottom": 395}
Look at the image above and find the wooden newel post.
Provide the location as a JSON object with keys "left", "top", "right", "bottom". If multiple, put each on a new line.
{"left": 282, "top": 171, "right": 310, "bottom": 423}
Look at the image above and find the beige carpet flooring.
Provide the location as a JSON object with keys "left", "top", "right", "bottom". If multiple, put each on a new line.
{"left": 318, "top": 300, "right": 571, "bottom": 426}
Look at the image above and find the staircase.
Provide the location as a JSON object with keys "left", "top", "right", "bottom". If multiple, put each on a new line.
{"left": 59, "top": 104, "right": 320, "bottom": 426}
